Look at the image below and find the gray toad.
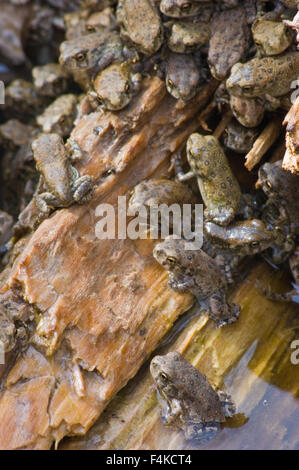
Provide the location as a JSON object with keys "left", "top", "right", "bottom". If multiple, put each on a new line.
{"left": 153, "top": 236, "right": 240, "bottom": 327}
{"left": 32, "top": 133, "right": 94, "bottom": 219}
{"left": 150, "top": 352, "right": 236, "bottom": 440}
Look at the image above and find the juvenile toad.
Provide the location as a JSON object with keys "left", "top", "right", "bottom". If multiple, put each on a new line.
{"left": 59, "top": 30, "right": 136, "bottom": 75}
{"left": 226, "top": 52, "right": 299, "bottom": 108}
{"left": 36, "top": 94, "right": 78, "bottom": 138}
{"left": 208, "top": 6, "right": 250, "bottom": 80}
{"left": 165, "top": 52, "right": 203, "bottom": 101}
{"left": 0, "top": 120, "right": 36, "bottom": 150}
{"left": 117, "top": 0, "right": 163, "bottom": 56}
{"left": 4, "top": 79, "right": 46, "bottom": 117}
{"left": 230, "top": 95, "right": 265, "bottom": 128}
{"left": 153, "top": 236, "right": 240, "bottom": 327}
{"left": 256, "top": 159, "right": 299, "bottom": 272}
{"left": 129, "top": 178, "right": 197, "bottom": 213}
{"left": 252, "top": 17, "right": 293, "bottom": 57}
{"left": 223, "top": 120, "right": 259, "bottom": 154}
{"left": 167, "top": 19, "right": 210, "bottom": 54}
{"left": 204, "top": 219, "right": 274, "bottom": 283}
{"left": 0, "top": 308, "right": 16, "bottom": 354}
{"left": 257, "top": 160, "right": 299, "bottom": 236}
{"left": 160, "top": 0, "right": 212, "bottom": 19}
{"left": 186, "top": 133, "right": 242, "bottom": 226}
{"left": 32, "top": 133, "right": 94, "bottom": 219}
{"left": 129, "top": 178, "right": 198, "bottom": 232}
{"left": 93, "top": 62, "right": 142, "bottom": 110}
{"left": 150, "top": 352, "right": 236, "bottom": 440}
{"left": 32, "top": 63, "right": 70, "bottom": 98}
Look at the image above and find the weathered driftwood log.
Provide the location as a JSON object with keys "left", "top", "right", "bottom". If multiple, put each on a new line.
{"left": 1, "top": 76, "right": 298, "bottom": 451}
{"left": 61, "top": 262, "right": 299, "bottom": 450}
{"left": 0, "top": 77, "right": 220, "bottom": 449}
{"left": 283, "top": 97, "right": 299, "bottom": 174}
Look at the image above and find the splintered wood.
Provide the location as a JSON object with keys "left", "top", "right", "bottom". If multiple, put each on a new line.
{"left": 0, "top": 77, "right": 219, "bottom": 449}
{"left": 245, "top": 117, "right": 283, "bottom": 171}
{"left": 61, "top": 262, "right": 299, "bottom": 451}
{"left": 283, "top": 97, "right": 299, "bottom": 174}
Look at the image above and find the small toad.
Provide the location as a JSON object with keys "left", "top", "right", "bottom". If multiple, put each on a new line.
{"left": 185, "top": 133, "right": 242, "bottom": 226}
{"left": 32, "top": 133, "right": 94, "bottom": 220}
{"left": 153, "top": 236, "right": 240, "bottom": 327}
{"left": 92, "top": 62, "right": 142, "bottom": 110}
{"left": 150, "top": 352, "right": 236, "bottom": 440}
{"left": 36, "top": 94, "right": 78, "bottom": 138}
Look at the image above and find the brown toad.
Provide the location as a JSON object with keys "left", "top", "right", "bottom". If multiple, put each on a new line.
{"left": 252, "top": 17, "right": 293, "bottom": 57}
{"left": 4, "top": 79, "right": 46, "bottom": 117}
{"left": 204, "top": 219, "right": 275, "bottom": 284}
{"left": 32, "top": 133, "right": 94, "bottom": 220}
{"left": 92, "top": 62, "right": 142, "bottom": 110}
{"left": 185, "top": 133, "right": 242, "bottom": 226}
{"left": 59, "top": 29, "right": 137, "bottom": 76}
{"left": 153, "top": 236, "right": 240, "bottom": 327}
{"left": 117, "top": 0, "right": 164, "bottom": 55}
{"left": 226, "top": 52, "right": 299, "bottom": 109}
{"left": 164, "top": 52, "right": 204, "bottom": 101}
{"left": 160, "top": 0, "right": 213, "bottom": 19}
{"left": 129, "top": 178, "right": 197, "bottom": 213}
{"left": 167, "top": 18, "right": 211, "bottom": 54}
{"left": 208, "top": 6, "right": 250, "bottom": 80}
{"left": 0, "top": 120, "right": 36, "bottom": 150}
{"left": 150, "top": 352, "right": 236, "bottom": 440}
{"left": 36, "top": 94, "right": 78, "bottom": 138}
{"left": 223, "top": 120, "right": 260, "bottom": 154}
{"left": 32, "top": 63, "right": 70, "bottom": 98}
{"left": 257, "top": 159, "right": 299, "bottom": 237}
{"left": 230, "top": 95, "right": 265, "bottom": 128}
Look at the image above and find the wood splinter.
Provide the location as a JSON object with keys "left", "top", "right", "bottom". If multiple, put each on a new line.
{"left": 245, "top": 117, "right": 283, "bottom": 171}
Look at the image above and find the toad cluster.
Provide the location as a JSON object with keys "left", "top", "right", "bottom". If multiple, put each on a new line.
{"left": 0, "top": 0, "right": 298, "bottom": 445}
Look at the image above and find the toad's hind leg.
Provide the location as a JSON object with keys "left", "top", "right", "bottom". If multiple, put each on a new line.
{"left": 185, "top": 422, "right": 220, "bottom": 441}
{"left": 217, "top": 390, "right": 236, "bottom": 418}
{"left": 258, "top": 281, "right": 299, "bottom": 304}
{"left": 209, "top": 291, "right": 240, "bottom": 328}
{"left": 72, "top": 175, "right": 94, "bottom": 204}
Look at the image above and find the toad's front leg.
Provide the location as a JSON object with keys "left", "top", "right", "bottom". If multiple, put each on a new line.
{"left": 35, "top": 192, "right": 61, "bottom": 218}
{"left": 209, "top": 291, "right": 240, "bottom": 328}
{"left": 71, "top": 173, "right": 94, "bottom": 204}
{"left": 204, "top": 206, "right": 235, "bottom": 227}
{"left": 168, "top": 273, "right": 196, "bottom": 293}
{"left": 164, "top": 398, "right": 183, "bottom": 425}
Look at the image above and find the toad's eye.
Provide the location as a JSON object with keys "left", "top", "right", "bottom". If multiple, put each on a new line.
{"left": 251, "top": 241, "right": 259, "bottom": 248}
{"left": 243, "top": 85, "right": 252, "bottom": 91}
{"left": 75, "top": 52, "right": 86, "bottom": 62}
{"left": 59, "top": 116, "right": 65, "bottom": 123}
{"left": 181, "top": 2, "right": 191, "bottom": 11}
{"left": 86, "top": 25, "right": 95, "bottom": 32}
{"left": 167, "top": 78, "right": 174, "bottom": 88}
{"left": 124, "top": 82, "right": 130, "bottom": 92}
{"left": 266, "top": 180, "right": 272, "bottom": 189}
{"left": 166, "top": 256, "right": 176, "bottom": 264}
{"left": 159, "top": 372, "right": 168, "bottom": 381}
